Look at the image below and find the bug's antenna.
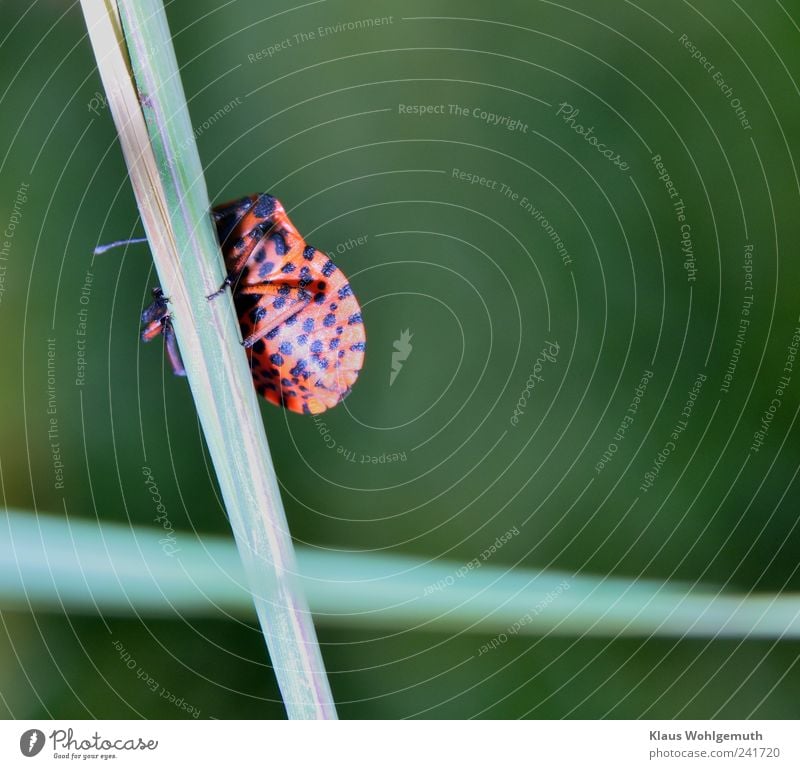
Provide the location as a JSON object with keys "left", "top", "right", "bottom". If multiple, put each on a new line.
{"left": 93, "top": 237, "right": 148, "bottom": 255}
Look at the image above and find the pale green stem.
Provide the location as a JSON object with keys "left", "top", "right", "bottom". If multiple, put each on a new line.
{"left": 79, "top": 0, "right": 335, "bottom": 718}
{"left": 3, "top": 512, "right": 800, "bottom": 640}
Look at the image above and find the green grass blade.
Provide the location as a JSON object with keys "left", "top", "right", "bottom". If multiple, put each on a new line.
{"left": 79, "top": 0, "right": 335, "bottom": 718}
{"left": 3, "top": 512, "right": 800, "bottom": 640}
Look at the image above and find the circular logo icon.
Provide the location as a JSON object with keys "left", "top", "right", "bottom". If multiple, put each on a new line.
{"left": 19, "top": 729, "right": 45, "bottom": 757}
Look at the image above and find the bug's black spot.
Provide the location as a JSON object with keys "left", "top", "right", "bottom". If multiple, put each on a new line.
{"left": 302, "top": 403, "right": 312, "bottom": 415}
{"left": 215, "top": 203, "right": 251, "bottom": 243}
{"left": 292, "top": 377, "right": 300, "bottom": 385}
{"left": 348, "top": 312, "right": 363, "bottom": 325}
{"left": 266, "top": 326, "right": 281, "bottom": 340}
{"left": 336, "top": 326, "right": 343, "bottom": 335}
{"left": 338, "top": 350, "right": 345, "bottom": 358}
{"left": 303, "top": 245, "right": 316, "bottom": 260}
{"left": 254, "top": 193, "right": 276, "bottom": 218}
{"left": 250, "top": 306, "right": 267, "bottom": 324}
{"left": 350, "top": 341, "right": 366, "bottom": 352}
{"left": 271, "top": 232, "right": 287, "bottom": 256}
{"left": 337, "top": 284, "right": 352, "bottom": 299}
{"left": 299, "top": 384, "right": 308, "bottom": 392}
{"left": 321, "top": 260, "right": 336, "bottom": 277}
{"left": 281, "top": 378, "right": 292, "bottom": 388}
{"left": 329, "top": 302, "right": 338, "bottom": 311}
{"left": 281, "top": 262, "right": 296, "bottom": 273}
{"left": 299, "top": 266, "right": 312, "bottom": 287}
{"left": 329, "top": 338, "right": 340, "bottom": 350}
{"left": 279, "top": 341, "right": 293, "bottom": 355}
{"left": 302, "top": 318, "right": 314, "bottom": 332}
{"left": 314, "top": 292, "right": 326, "bottom": 304}
{"left": 258, "top": 261, "right": 275, "bottom": 278}
{"left": 272, "top": 296, "right": 286, "bottom": 310}
{"left": 296, "top": 334, "right": 308, "bottom": 346}
{"left": 252, "top": 340, "right": 266, "bottom": 354}
{"left": 317, "top": 281, "right": 326, "bottom": 290}
{"left": 315, "top": 357, "right": 329, "bottom": 370}
{"left": 278, "top": 283, "right": 291, "bottom": 296}
{"left": 270, "top": 353, "right": 284, "bottom": 366}
{"left": 323, "top": 313, "right": 336, "bottom": 327}
{"left": 263, "top": 382, "right": 277, "bottom": 391}
{"left": 254, "top": 249, "right": 265, "bottom": 263}
{"left": 298, "top": 288, "right": 311, "bottom": 302}
{"left": 290, "top": 359, "right": 307, "bottom": 377}
{"left": 238, "top": 294, "right": 258, "bottom": 311}
{"left": 234, "top": 238, "right": 246, "bottom": 252}
{"left": 285, "top": 313, "right": 299, "bottom": 326}
{"left": 310, "top": 340, "right": 323, "bottom": 354}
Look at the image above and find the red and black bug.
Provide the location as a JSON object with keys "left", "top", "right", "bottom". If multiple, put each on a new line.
{"left": 138, "top": 193, "right": 365, "bottom": 415}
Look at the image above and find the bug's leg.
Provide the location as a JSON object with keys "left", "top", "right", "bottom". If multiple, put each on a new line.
{"left": 206, "top": 223, "right": 269, "bottom": 299}
{"left": 140, "top": 287, "right": 186, "bottom": 376}
{"left": 206, "top": 276, "right": 234, "bottom": 301}
{"left": 207, "top": 195, "right": 271, "bottom": 299}
{"left": 208, "top": 194, "right": 303, "bottom": 299}
{"left": 141, "top": 286, "right": 169, "bottom": 326}
{"left": 93, "top": 237, "right": 148, "bottom": 256}
{"left": 162, "top": 317, "right": 186, "bottom": 376}
{"left": 235, "top": 282, "right": 312, "bottom": 348}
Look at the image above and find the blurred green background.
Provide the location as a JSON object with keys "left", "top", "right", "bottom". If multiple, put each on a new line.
{"left": 1, "top": 0, "right": 799, "bottom": 718}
